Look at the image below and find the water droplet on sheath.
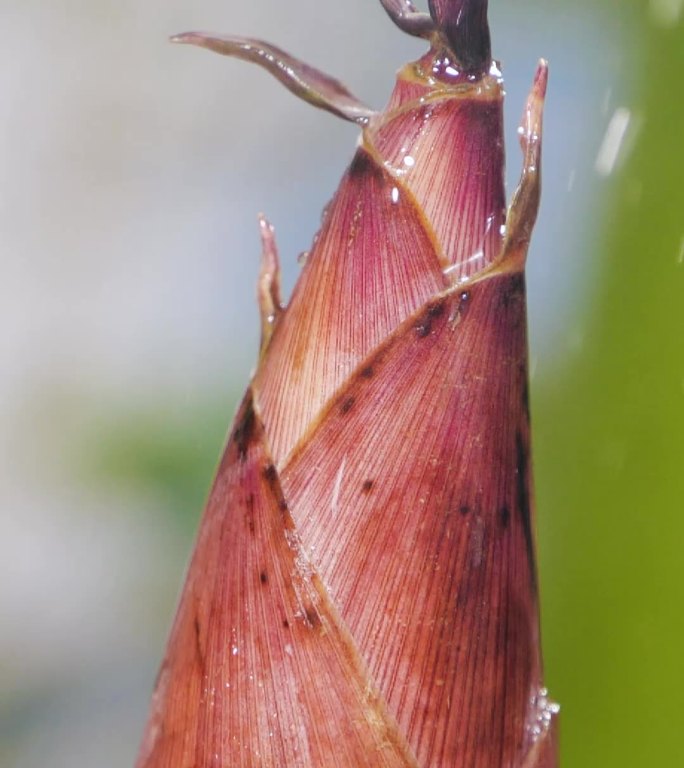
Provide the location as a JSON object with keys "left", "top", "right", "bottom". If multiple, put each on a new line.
{"left": 320, "top": 200, "right": 332, "bottom": 224}
{"left": 529, "top": 687, "right": 560, "bottom": 741}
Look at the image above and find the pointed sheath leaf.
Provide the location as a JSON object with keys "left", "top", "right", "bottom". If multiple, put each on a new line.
{"left": 367, "top": 71, "right": 506, "bottom": 281}
{"left": 254, "top": 149, "right": 449, "bottom": 466}
{"left": 138, "top": 395, "right": 419, "bottom": 767}
{"left": 279, "top": 270, "right": 541, "bottom": 767}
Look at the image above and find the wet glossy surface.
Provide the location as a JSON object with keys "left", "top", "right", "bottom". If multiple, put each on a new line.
{"left": 138, "top": 2, "right": 554, "bottom": 765}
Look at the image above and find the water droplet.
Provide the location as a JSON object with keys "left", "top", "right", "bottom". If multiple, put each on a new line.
{"left": 391, "top": 186, "right": 400, "bottom": 204}
{"left": 489, "top": 60, "right": 503, "bottom": 80}
{"left": 528, "top": 687, "right": 560, "bottom": 741}
{"left": 432, "top": 54, "right": 461, "bottom": 80}
{"left": 320, "top": 200, "right": 332, "bottom": 224}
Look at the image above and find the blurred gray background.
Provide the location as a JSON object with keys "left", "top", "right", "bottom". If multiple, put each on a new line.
{"left": 3, "top": 1, "right": 680, "bottom": 766}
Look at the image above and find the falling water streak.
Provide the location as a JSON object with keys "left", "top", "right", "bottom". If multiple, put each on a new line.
{"left": 595, "top": 107, "right": 632, "bottom": 177}
{"left": 649, "top": 0, "right": 684, "bottom": 26}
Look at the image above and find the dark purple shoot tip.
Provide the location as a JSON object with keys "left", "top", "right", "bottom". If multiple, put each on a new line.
{"left": 428, "top": 0, "right": 491, "bottom": 75}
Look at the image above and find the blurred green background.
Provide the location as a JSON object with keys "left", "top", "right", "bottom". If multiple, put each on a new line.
{"left": 534, "top": 1, "right": 684, "bottom": 765}
{"left": 1, "top": 1, "right": 682, "bottom": 765}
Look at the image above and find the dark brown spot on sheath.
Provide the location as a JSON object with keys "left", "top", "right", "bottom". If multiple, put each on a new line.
{"left": 340, "top": 396, "right": 355, "bottom": 415}
{"left": 233, "top": 397, "right": 257, "bottom": 462}
{"left": 244, "top": 492, "right": 255, "bottom": 534}
{"left": 263, "top": 463, "right": 278, "bottom": 485}
{"left": 501, "top": 273, "right": 524, "bottom": 308}
{"left": 303, "top": 603, "right": 322, "bottom": 629}
{"left": 348, "top": 147, "right": 384, "bottom": 182}
{"left": 360, "top": 365, "right": 374, "bottom": 379}
{"left": 499, "top": 504, "right": 510, "bottom": 529}
{"left": 361, "top": 479, "right": 374, "bottom": 493}
{"left": 259, "top": 570, "right": 268, "bottom": 585}
{"left": 459, "top": 504, "right": 470, "bottom": 516}
{"left": 415, "top": 301, "right": 445, "bottom": 338}
{"left": 193, "top": 616, "right": 206, "bottom": 673}
{"left": 262, "top": 463, "right": 291, "bottom": 521}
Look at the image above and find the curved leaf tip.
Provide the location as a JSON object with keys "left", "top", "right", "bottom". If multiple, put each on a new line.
{"left": 170, "top": 31, "right": 376, "bottom": 125}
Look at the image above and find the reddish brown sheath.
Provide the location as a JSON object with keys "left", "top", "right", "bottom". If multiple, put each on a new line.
{"left": 138, "top": 1, "right": 557, "bottom": 766}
